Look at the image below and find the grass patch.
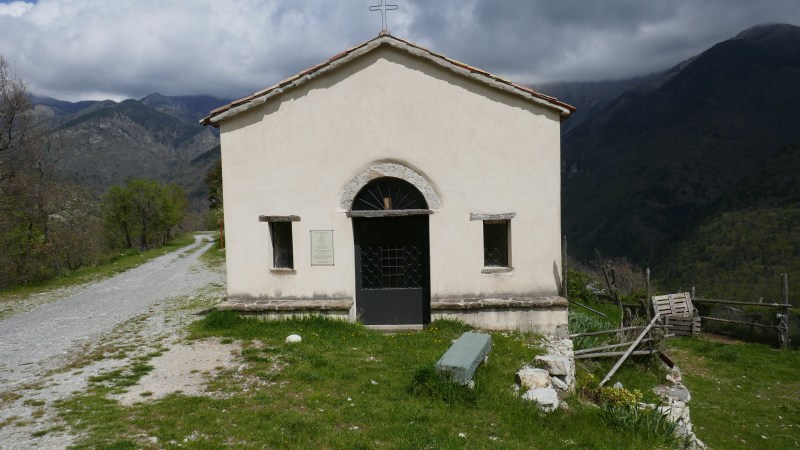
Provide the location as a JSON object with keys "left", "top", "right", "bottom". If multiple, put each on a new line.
{"left": 0, "top": 390, "right": 22, "bottom": 405}
{"left": 668, "top": 337, "right": 800, "bottom": 449}
{"left": 22, "top": 399, "right": 46, "bottom": 407}
{"left": 56, "top": 314, "right": 682, "bottom": 449}
{"left": 0, "top": 233, "right": 197, "bottom": 319}
{"left": 199, "top": 233, "right": 225, "bottom": 270}
{"left": 87, "top": 361, "right": 155, "bottom": 392}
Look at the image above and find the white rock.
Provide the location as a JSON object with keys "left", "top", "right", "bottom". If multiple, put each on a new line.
{"left": 666, "top": 365, "right": 683, "bottom": 384}
{"left": 654, "top": 384, "right": 691, "bottom": 402}
{"left": 516, "top": 367, "right": 551, "bottom": 390}
{"left": 534, "top": 355, "right": 572, "bottom": 377}
{"left": 551, "top": 376, "right": 569, "bottom": 391}
{"left": 521, "top": 387, "right": 560, "bottom": 413}
{"left": 285, "top": 334, "right": 302, "bottom": 343}
{"left": 613, "top": 381, "right": 624, "bottom": 389}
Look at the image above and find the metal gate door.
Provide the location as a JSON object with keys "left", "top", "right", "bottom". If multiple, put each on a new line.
{"left": 353, "top": 216, "right": 430, "bottom": 325}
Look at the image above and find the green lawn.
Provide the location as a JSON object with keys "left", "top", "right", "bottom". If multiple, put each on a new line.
{"left": 668, "top": 337, "right": 800, "bottom": 449}
{"left": 54, "top": 315, "right": 679, "bottom": 449}
{"left": 568, "top": 287, "right": 800, "bottom": 449}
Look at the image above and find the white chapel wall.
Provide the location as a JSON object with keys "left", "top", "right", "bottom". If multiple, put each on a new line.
{"left": 220, "top": 46, "right": 563, "bottom": 303}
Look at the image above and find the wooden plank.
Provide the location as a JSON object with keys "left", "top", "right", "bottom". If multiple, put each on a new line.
{"left": 600, "top": 313, "right": 661, "bottom": 386}
{"left": 694, "top": 298, "right": 789, "bottom": 308}
{"left": 576, "top": 350, "right": 654, "bottom": 360}
{"left": 574, "top": 338, "right": 653, "bottom": 355}
{"left": 699, "top": 316, "right": 777, "bottom": 328}
{"left": 568, "top": 299, "right": 608, "bottom": 317}
{"left": 569, "top": 325, "right": 668, "bottom": 338}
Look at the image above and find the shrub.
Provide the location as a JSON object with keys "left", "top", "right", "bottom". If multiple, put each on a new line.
{"left": 579, "top": 374, "right": 643, "bottom": 407}
{"left": 601, "top": 403, "right": 683, "bottom": 448}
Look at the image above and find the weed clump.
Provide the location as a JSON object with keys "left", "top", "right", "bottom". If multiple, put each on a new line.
{"left": 579, "top": 374, "right": 684, "bottom": 448}
{"left": 407, "top": 366, "right": 477, "bottom": 405}
{"left": 601, "top": 403, "right": 682, "bottom": 447}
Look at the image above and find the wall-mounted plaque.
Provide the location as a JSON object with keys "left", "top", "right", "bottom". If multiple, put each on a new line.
{"left": 310, "top": 230, "right": 334, "bottom": 266}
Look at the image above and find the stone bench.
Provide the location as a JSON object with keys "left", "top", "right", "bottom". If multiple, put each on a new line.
{"left": 435, "top": 332, "right": 492, "bottom": 385}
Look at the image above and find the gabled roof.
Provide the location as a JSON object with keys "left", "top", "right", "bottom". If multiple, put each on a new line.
{"left": 201, "top": 31, "right": 575, "bottom": 127}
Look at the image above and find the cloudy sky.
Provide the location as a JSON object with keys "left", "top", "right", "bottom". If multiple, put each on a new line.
{"left": 1, "top": 0, "right": 799, "bottom": 102}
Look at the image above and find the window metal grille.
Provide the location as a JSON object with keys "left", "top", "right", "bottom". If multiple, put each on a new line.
{"left": 361, "top": 243, "right": 423, "bottom": 289}
{"left": 483, "top": 220, "right": 509, "bottom": 267}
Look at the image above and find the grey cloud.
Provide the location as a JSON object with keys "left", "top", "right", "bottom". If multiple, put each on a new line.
{"left": 0, "top": 0, "right": 798, "bottom": 101}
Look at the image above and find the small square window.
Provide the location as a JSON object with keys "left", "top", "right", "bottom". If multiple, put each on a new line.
{"left": 483, "top": 220, "right": 509, "bottom": 267}
{"left": 270, "top": 222, "right": 294, "bottom": 269}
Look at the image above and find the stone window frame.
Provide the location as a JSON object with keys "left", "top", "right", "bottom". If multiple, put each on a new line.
{"left": 259, "top": 215, "right": 301, "bottom": 273}
{"left": 470, "top": 213, "right": 515, "bottom": 274}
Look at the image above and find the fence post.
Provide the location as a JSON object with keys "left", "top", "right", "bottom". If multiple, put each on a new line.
{"left": 644, "top": 268, "right": 652, "bottom": 320}
{"left": 562, "top": 235, "right": 568, "bottom": 300}
{"left": 780, "top": 274, "right": 790, "bottom": 349}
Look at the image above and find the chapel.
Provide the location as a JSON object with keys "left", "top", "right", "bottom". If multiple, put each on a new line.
{"left": 201, "top": 32, "right": 575, "bottom": 333}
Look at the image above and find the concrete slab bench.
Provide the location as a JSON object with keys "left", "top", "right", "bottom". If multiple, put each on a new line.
{"left": 435, "top": 332, "right": 492, "bottom": 385}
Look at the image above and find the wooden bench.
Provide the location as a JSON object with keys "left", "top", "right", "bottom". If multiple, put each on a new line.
{"left": 435, "top": 332, "right": 492, "bottom": 385}
{"left": 651, "top": 292, "right": 701, "bottom": 336}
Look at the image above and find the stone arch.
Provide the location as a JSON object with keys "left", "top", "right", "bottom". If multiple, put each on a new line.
{"left": 340, "top": 162, "right": 441, "bottom": 210}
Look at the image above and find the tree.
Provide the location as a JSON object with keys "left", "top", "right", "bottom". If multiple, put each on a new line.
{"left": 0, "top": 55, "right": 33, "bottom": 187}
{"left": 204, "top": 159, "right": 222, "bottom": 210}
{"left": 101, "top": 178, "right": 188, "bottom": 250}
{"left": 0, "top": 55, "right": 149, "bottom": 289}
{"left": 102, "top": 184, "right": 135, "bottom": 249}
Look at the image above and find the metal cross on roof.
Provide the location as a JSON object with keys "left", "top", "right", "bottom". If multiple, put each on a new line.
{"left": 369, "top": 0, "right": 399, "bottom": 32}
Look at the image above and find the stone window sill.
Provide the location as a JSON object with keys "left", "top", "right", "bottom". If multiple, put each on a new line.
{"left": 270, "top": 268, "right": 296, "bottom": 274}
{"left": 481, "top": 267, "right": 513, "bottom": 274}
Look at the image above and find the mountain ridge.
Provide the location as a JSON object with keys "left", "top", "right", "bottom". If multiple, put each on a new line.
{"left": 32, "top": 93, "right": 229, "bottom": 210}
{"left": 561, "top": 23, "right": 800, "bottom": 267}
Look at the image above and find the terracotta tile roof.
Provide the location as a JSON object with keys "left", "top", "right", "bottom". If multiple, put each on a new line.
{"left": 201, "top": 32, "right": 575, "bottom": 126}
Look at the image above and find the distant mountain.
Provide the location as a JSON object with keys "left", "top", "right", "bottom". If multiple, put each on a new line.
{"left": 561, "top": 23, "right": 800, "bottom": 271}
{"left": 140, "top": 93, "right": 228, "bottom": 124}
{"left": 33, "top": 94, "right": 229, "bottom": 210}
{"left": 537, "top": 73, "right": 661, "bottom": 133}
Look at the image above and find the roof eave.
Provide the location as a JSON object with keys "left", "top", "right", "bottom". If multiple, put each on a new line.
{"left": 200, "top": 34, "right": 575, "bottom": 127}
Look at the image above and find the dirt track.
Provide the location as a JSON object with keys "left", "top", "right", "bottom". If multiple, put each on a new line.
{"left": 0, "top": 234, "right": 225, "bottom": 449}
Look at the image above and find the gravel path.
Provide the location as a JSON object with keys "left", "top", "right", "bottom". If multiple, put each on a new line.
{"left": 0, "top": 233, "right": 226, "bottom": 449}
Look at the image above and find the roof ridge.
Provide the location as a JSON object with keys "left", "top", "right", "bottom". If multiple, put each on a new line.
{"left": 202, "top": 34, "right": 574, "bottom": 126}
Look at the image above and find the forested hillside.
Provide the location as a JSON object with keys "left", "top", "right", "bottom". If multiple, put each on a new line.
{"left": 657, "top": 140, "right": 800, "bottom": 301}
{"left": 559, "top": 24, "right": 800, "bottom": 285}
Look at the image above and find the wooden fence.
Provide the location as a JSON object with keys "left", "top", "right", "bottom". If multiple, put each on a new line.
{"left": 691, "top": 273, "right": 793, "bottom": 349}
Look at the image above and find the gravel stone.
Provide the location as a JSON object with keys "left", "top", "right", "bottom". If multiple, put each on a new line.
{"left": 0, "top": 234, "right": 224, "bottom": 450}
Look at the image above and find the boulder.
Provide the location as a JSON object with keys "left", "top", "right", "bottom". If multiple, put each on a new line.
{"left": 534, "top": 354, "right": 574, "bottom": 383}
{"left": 522, "top": 387, "right": 560, "bottom": 412}
{"left": 516, "top": 367, "right": 551, "bottom": 390}
{"left": 285, "top": 334, "right": 302, "bottom": 343}
{"left": 654, "top": 384, "right": 691, "bottom": 402}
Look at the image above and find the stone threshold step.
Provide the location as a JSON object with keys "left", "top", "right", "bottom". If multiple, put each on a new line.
{"left": 365, "top": 324, "right": 424, "bottom": 333}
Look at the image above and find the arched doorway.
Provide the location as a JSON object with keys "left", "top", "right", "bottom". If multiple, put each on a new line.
{"left": 351, "top": 177, "right": 431, "bottom": 325}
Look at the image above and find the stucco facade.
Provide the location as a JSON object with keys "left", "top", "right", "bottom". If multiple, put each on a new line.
{"left": 204, "top": 34, "right": 573, "bottom": 333}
